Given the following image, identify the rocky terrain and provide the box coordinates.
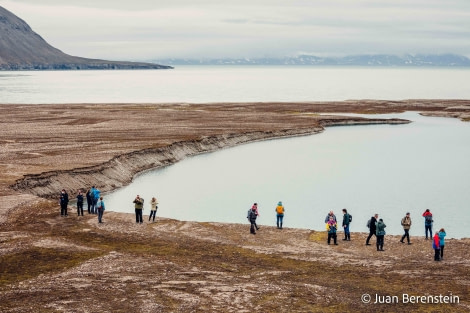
[0,6,171,70]
[1,100,469,312]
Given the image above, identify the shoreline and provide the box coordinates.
[12,117,409,199]
[1,100,469,221]
[1,100,470,312]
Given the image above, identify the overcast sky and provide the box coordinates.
[2,0,470,61]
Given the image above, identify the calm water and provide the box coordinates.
[1,66,470,103]
[2,66,469,237]
[104,112,470,238]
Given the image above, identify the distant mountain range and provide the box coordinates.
[154,54,470,67]
[0,6,171,70]
[2,4,468,70]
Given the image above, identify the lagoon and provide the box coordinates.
[104,112,470,238]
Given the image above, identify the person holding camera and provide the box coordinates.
[133,195,144,224]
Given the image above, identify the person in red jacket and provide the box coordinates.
[422,209,433,239]
[433,231,441,261]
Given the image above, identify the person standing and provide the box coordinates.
[89,186,96,214]
[92,186,101,215]
[324,210,336,223]
[59,189,69,217]
[438,228,446,260]
[247,205,259,234]
[422,209,433,239]
[376,218,386,251]
[433,231,441,261]
[86,188,92,214]
[326,216,338,245]
[251,203,260,231]
[134,195,144,224]
[149,197,158,222]
[400,212,412,244]
[96,196,105,223]
[76,189,84,216]
[275,201,284,229]
[342,208,351,241]
[366,214,378,246]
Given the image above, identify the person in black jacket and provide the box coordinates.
[247,205,259,234]
[76,189,84,216]
[365,213,378,245]
[342,208,351,241]
[59,189,69,217]
[86,189,92,214]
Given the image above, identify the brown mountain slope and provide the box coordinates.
[0,6,172,70]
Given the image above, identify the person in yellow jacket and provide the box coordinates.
[275,201,285,229]
[326,217,338,245]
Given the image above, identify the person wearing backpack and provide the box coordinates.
[247,205,259,234]
[275,201,284,229]
[376,218,386,251]
[342,208,351,241]
[326,216,338,245]
[400,212,412,244]
[422,209,433,239]
[365,214,378,246]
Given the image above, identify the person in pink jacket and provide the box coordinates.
[432,231,441,261]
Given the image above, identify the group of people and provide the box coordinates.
[59,189,160,225]
[59,187,106,223]
[62,191,447,260]
[133,195,159,224]
[246,201,286,235]
[247,202,446,261]
[324,209,352,245]
[364,209,446,260]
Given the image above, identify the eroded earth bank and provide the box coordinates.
[1,100,470,312]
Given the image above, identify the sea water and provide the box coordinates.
[1,66,470,103]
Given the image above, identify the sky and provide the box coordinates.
[2,0,470,61]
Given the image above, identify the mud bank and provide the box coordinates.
[1,101,470,312]
[11,118,408,199]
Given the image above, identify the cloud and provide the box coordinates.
[2,0,470,60]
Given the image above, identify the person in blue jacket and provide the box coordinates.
[91,186,101,215]
[438,228,446,260]
[96,196,105,223]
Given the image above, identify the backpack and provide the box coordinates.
[366,218,371,229]
[247,209,257,220]
[276,206,284,214]
[349,214,352,223]
[425,215,433,225]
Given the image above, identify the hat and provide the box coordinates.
[278,201,282,206]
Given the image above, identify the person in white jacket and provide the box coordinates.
[149,197,158,222]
